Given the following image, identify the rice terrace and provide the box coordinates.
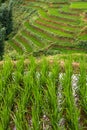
[0,0,87,130]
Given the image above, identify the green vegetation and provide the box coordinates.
[0,24,5,59]
[0,57,87,130]
[70,2,87,9]
[0,1,87,130]
[2,0,86,57]
[0,0,12,58]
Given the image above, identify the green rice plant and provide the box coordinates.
[8,40,24,54]
[0,55,87,130]
[61,58,80,130]
[70,2,87,9]
[39,9,80,26]
[13,85,29,130]
[37,18,78,34]
[24,22,53,42]
[16,35,33,52]
[48,8,80,22]
[21,29,43,47]
[39,57,50,87]
[34,21,73,38]
[0,59,13,110]
[0,58,13,86]
[78,58,87,114]
[32,82,42,130]
[46,76,60,129]
[50,58,60,84]
[39,59,61,129]
[0,84,16,130]
[13,56,37,130]
[13,57,24,86]
[12,58,26,130]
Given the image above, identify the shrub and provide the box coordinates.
[78,40,87,50]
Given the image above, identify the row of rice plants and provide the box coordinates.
[0,60,14,130]
[24,22,53,42]
[12,59,30,130]
[58,9,79,17]
[78,59,87,128]
[61,59,80,130]
[61,4,82,15]
[48,8,81,21]
[16,35,33,52]
[78,34,87,41]
[24,21,72,46]
[23,26,50,44]
[38,17,80,32]
[8,39,24,54]
[0,57,87,129]
[38,9,82,27]
[35,20,74,36]
[47,13,80,25]
[21,29,44,47]
[33,20,74,38]
[24,22,75,47]
[70,2,87,9]
[36,18,77,35]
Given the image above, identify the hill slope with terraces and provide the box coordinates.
[6,0,87,57]
[0,1,87,130]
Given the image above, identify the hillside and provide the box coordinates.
[0,1,87,130]
[3,0,87,59]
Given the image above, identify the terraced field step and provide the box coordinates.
[7,0,86,54]
[39,17,81,29]
[45,43,86,51]
[47,14,80,24]
[25,22,75,42]
[8,39,24,54]
[16,35,33,52]
[21,29,44,47]
[33,21,75,38]
[58,10,80,16]
[48,9,81,21]
[38,9,82,26]
[36,18,77,34]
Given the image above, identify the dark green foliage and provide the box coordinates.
[0,0,7,5]
[78,41,87,50]
[0,2,13,59]
[45,49,61,55]
[0,0,6,2]
[0,3,13,38]
[0,24,5,59]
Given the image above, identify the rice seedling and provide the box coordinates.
[78,57,87,128]
[0,58,13,114]
[61,57,80,130]
[79,57,87,112]
[12,58,26,130]
[32,82,42,130]
[46,78,60,129]
[0,56,87,129]
[0,84,16,130]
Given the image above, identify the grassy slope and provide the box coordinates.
[1,1,87,129]
[4,0,87,59]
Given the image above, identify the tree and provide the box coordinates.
[0,23,5,59]
[0,2,13,59]
[0,3,13,38]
